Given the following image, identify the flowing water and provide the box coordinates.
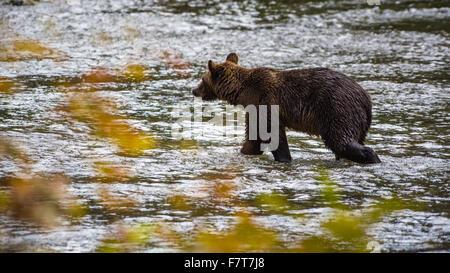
[0,0,449,252]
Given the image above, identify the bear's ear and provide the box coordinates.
[226,53,238,64]
[208,60,217,73]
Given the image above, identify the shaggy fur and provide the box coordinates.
[193,53,381,164]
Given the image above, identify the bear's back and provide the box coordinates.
[268,67,372,137]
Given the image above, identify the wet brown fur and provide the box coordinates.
[193,53,381,164]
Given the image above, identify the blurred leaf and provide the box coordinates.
[0,39,66,61]
[96,223,153,253]
[0,137,32,171]
[0,191,10,212]
[198,171,236,181]
[82,68,118,83]
[314,166,343,208]
[192,212,280,252]
[80,65,150,85]
[94,161,132,182]
[97,185,138,213]
[122,64,151,82]
[295,236,338,253]
[167,194,191,211]
[256,192,289,214]
[65,92,157,155]
[41,17,62,37]
[161,50,191,77]
[0,77,15,94]
[122,26,141,41]
[363,197,405,225]
[7,174,84,227]
[209,181,236,201]
[323,212,366,241]
[97,222,184,253]
[92,31,113,47]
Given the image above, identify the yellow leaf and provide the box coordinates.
[122,64,151,82]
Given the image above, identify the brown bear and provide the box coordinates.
[193,53,381,164]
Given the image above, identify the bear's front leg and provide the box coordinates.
[241,112,263,155]
[271,127,292,163]
[241,140,263,155]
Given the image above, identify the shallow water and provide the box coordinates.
[0,0,449,252]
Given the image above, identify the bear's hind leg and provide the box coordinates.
[339,142,381,164]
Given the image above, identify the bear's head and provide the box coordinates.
[193,53,240,102]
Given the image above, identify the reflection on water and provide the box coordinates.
[0,0,449,252]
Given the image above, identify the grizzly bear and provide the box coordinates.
[193,53,381,164]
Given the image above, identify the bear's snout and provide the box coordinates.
[192,88,199,97]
